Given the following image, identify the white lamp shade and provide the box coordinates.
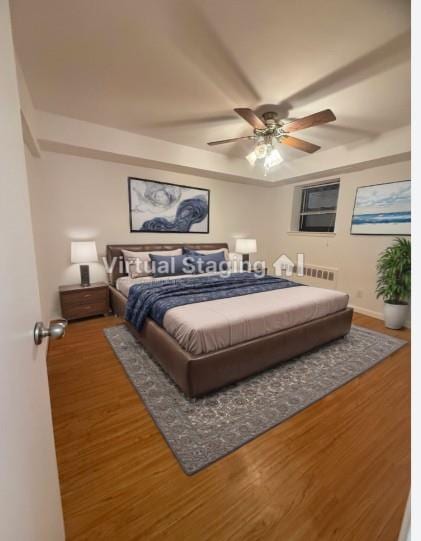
[235,238,257,254]
[71,241,98,263]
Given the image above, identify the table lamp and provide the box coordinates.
[71,241,98,287]
[235,238,257,270]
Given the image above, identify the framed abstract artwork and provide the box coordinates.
[350,180,411,235]
[128,177,210,233]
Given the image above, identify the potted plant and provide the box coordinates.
[376,237,411,329]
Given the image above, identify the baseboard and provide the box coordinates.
[349,304,383,320]
[350,304,411,329]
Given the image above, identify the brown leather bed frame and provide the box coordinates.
[106,243,353,398]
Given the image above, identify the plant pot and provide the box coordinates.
[383,302,408,330]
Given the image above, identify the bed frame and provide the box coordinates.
[106,243,353,398]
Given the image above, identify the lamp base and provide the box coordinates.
[79,264,90,287]
[242,253,250,272]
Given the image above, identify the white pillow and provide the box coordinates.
[122,249,182,278]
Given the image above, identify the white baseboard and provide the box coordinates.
[349,303,411,328]
[349,304,383,320]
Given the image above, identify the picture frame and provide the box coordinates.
[350,180,411,236]
[128,177,210,233]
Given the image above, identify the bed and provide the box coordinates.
[107,243,353,398]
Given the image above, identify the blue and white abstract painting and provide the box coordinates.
[128,178,209,233]
[351,180,411,235]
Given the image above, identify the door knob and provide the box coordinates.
[34,320,68,345]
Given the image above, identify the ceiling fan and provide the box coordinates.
[207,108,336,173]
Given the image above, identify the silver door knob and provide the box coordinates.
[34,320,68,345]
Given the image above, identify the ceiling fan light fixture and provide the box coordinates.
[264,147,283,175]
[246,137,283,173]
[254,141,268,159]
[246,150,257,166]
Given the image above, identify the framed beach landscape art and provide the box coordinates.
[351,180,411,235]
[128,177,210,233]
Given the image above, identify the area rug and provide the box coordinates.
[104,324,406,475]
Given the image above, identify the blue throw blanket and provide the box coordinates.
[126,272,302,330]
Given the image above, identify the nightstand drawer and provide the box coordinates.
[61,288,108,307]
[59,282,110,321]
[62,301,107,320]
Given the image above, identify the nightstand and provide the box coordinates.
[59,282,110,321]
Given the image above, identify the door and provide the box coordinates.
[0,2,65,540]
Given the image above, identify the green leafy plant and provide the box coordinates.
[376,237,411,304]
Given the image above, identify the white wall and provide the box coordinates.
[25,147,410,321]
[265,160,411,318]
[26,150,273,319]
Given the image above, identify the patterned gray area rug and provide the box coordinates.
[104,325,405,475]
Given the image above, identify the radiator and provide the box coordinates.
[292,264,338,289]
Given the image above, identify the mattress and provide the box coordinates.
[117,275,349,355]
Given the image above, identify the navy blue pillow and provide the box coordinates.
[149,253,196,277]
[183,248,226,256]
[187,250,228,273]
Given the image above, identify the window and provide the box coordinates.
[299,182,339,232]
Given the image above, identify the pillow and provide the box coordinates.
[122,248,182,278]
[183,247,229,259]
[188,250,229,273]
[149,253,196,277]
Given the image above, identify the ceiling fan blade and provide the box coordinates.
[282,109,336,133]
[234,108,266,129]
[207,136,253,146]
[279,135,321,153]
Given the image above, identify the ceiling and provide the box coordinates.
[11,0,410,164]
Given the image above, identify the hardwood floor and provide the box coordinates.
[47,314,410,541]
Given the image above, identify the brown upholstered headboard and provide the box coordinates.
[106,243,229,286]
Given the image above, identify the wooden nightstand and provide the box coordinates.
[59,282,110,321]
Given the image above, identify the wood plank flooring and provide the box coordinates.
[46,313,410,540]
